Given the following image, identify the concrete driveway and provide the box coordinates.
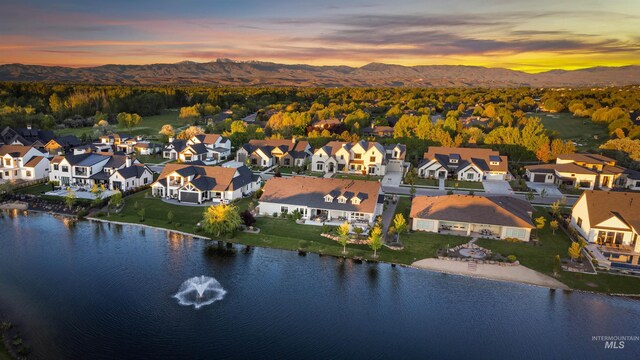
[482,180,513,194]
[526,182,563,197]
[383,171,403,187]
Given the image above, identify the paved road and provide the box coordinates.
[382,184,578,206]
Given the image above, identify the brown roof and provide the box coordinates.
[410,195,534,229]
[23,156,47,167]
[155,163,238,191]
[578,191,640,232]
[556,153,615,164]
[195,134,222,144]
[423,147,508,173]
[260,176,382,214]
[526,162,597,175]
[0,144,33,157]
[247,139,309,153]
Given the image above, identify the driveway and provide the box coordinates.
[382,171,403,187]
[482,180,512,194]
[526,182,563,197]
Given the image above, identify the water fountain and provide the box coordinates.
[173,276,227,309]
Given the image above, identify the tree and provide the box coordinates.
[550,200,560,219]
[90,183,105,207]
[550,220,559,235]
[337,221,350,254]
[159,124,175,138]
[393,213,408,242]
[202,204,242,238]
[116,112,142,131]
[176,125,205,140]
[525,191,535,202]
[535,216,546,238]
[553,255,561,276]
[167,210,174,224]
[368,225,383,258]
[65,187,76,210]
[568,242,581,262]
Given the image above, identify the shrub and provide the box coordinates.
[255,188,264,199]
[507,255,517,263]
[240,210,256,227]
[272,212,278,218]
[77,209,88,218]
[446,190,454,195]
[504,237,521,243]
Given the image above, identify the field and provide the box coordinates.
[56,109,183,138]
[531,112,608,151]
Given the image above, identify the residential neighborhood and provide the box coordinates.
[311,140,406,175]
[417,147,508,182]
[236,138,312,169]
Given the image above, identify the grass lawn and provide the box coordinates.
[558,187,583,196]
[476,209,640,294]
[14,182,51,195]
[135,153,165,164]
[413,178,484,190]
[509,180,531,192]
[531,112,608,151]
[334,173,383,181]
[307,172,325,177]
[56,109,183,139]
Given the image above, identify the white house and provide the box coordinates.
[0,145,50,182]
[151,164,260,204]
[258,176,384,226]
[416,147,508,182]
[49,153,148,191]
[410,195,535,242]
[187,134,231,162]
[163,134,231,164]
[312,140,404,176]
[570,190,640,268]
[236,139,312,169]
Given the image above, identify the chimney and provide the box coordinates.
[27,124,32,130]
[168,136,174,143]
[125,156,132,168]
[291,136,296,144]
[371,122,375,129]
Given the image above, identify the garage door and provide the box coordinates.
[532,173,546,182]
[180,191,200,203]
[237,152,247,162]
[387,160,402,172]
[484,173,504,180]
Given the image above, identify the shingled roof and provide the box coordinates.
[420,147,508,173]
[410,195,534,228]
[578,191,640,232]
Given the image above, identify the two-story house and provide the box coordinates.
[416,147,508,182]
[0,145,50,182]
[570,190,640,269]
[236,139,312,169]
[312,140,403,176]
[0,126,55,149]
[151,164,260,204]
[163,134,231,163]
[43,135,81,155]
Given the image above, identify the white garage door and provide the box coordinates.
[387,160,402,172]
[484,173,504,180]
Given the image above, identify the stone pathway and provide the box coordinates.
[439,178,445,191]
[323,171,334,178]
[381,198,399,242]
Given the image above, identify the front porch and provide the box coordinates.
[437,221,503,239]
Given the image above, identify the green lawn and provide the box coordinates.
[476,209,640,294]
[531,112,608,151]
[14,183,51,195]
[334,173,383,181]
[56,109,183,138]
[134,153,165,164]
[413,178,484,190]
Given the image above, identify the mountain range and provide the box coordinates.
[1,60,639,87]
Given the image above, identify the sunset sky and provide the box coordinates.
[1,0,639,72]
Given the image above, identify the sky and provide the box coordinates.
[0,0,639,72]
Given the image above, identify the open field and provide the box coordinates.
[477,209,640,294]
[531,112,608,151]
[56,109,183,138]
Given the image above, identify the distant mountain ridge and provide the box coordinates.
[1,60,639,87]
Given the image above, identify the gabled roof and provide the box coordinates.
[260,176,382,214]
[556,153,615,164]
[23,156,48,167]
[410,195,534,229]
[577,191,640,233]
[48,135,81,148]
[164,139,187,152]
[422,147,508,173]
[526,162,597,175]
[182,143,208,155]
[193,134,222,144]
[0,144,35,157]
[113,164,149,179]
[154,164,251,192]
[243,139,310,158]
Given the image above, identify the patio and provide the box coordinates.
[45,187,115,199]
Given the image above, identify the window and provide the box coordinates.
[26,171,31,177]
[466,173,475,180]
[428,170,435,178]
[340,155,344,160]
[370,156,376,162]
[351,198,361,205]
[144,177,148,184]
[415,219,434,230]
[354,153,361,159]
[53,164,59,171]
[505,228,526,239]
[61,166,69,172]
[280,206,289,214]
[338,196,347,203]
[3,159,10,166]
[352,212,366,220]
[319,154,323,158]
[317,163,324,171]
[577,217,582,227]
[393,151,399,158]
[324,195,333,202]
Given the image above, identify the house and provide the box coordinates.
[43,135,81,155]
[361,124,394,137]
[151,164,260,204]
[71,143,113,155]
[163,134,231,163]
[410,195,535,241]
[258,176,384,226]
[525,153,630,190]
[310,118,342,131]
[311,140,405,175]
[416,147,508,181]
[99,133,132,147]
[133,142,162,155]
[0,126,55,148]
[236,139,312,169]
[570,191,640,269]
[623,169,640,191]
[0,145,50,182]
[49,153,150,191]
